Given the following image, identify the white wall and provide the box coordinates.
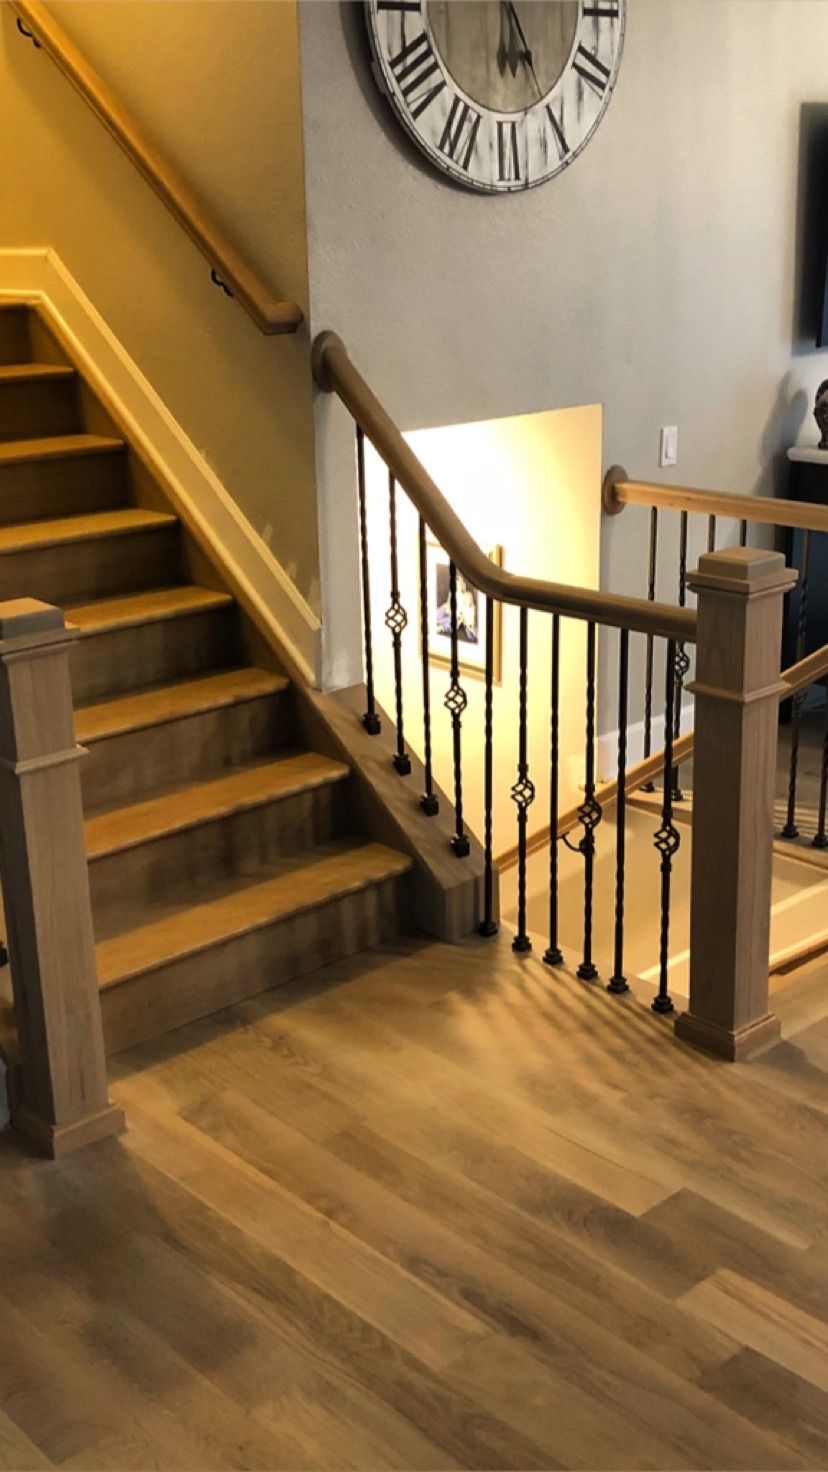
[299,0,828,719]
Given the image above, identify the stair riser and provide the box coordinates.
[89,781,351,919]
[0,309,32,365]
[0,377,79,440]
[81,691,295,807]
[0,526,180,604]
[101,873,409,1054]
[0,452,127,524]
[71,605,240,702]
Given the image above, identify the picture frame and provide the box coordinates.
[423,542,503,683]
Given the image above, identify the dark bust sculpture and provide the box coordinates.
[816,378,828,450]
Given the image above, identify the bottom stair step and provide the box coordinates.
[97,843,412,1053]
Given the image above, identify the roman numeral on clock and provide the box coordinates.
[377,1,422,10]
[497,120,521,182]
[439,96,482,172]
[388,30,446,120]
[582,2,620,15]
[545,105,569,161]
[572,44,611,96]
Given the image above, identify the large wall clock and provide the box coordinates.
[365,1,626,194]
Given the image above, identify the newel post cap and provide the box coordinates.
[687,547,797,598]
[0,598,65,642]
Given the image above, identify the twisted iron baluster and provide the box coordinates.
[577,621,602,981]
[814,697,828,851]
[782,529,812,840]
[385,472,411,775]
[355,428,381,735]
[707,515,717,554]
[511,606,535,953]
[739,519,748,547]
[417,516,439,815]
[642,508,659,793]
[479,595,498,935]
[445,562,470,857]
[652,641,679,1015]
[544,613,564,968]
[671,510,690,802]
[608,629,631,995]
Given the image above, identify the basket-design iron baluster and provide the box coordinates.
[511,606,535,953]
[782,529,811,840]
[385,471,411,776]
[576,621,602,981]
[543,613,564,967]
[479,594,498,934]
[608,628,630,995]
[814,701,828,851]
[671,509,690,802]
[355,427,381,735]
[444,561,470,857]
[417,515,439,815]
[642,507,659,793]
[652,640,680,1015]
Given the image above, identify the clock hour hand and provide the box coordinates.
[504,1,544,101]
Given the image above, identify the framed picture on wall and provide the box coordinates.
[423,542,503,683]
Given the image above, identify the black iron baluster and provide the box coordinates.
[782,530,812,840]
[511,607,535,952]
[385,471,411,775]
[577,621,602,981]
[479,594,498,935]
[671,510,690,802]
[642,508,659,793]
[544,614,564,968]
[739,519,748,547]
[652,641,680,1015]
[355,427,381,735]
[417,515,439,816]
[707,515,717,553]
[814,698,828,851]
[608,629,631,995]
[445,562,470,857]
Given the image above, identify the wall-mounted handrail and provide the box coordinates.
[498,639,828,871]
[603,466,828,533]
[313,333,695,643]
[8,0,303,336]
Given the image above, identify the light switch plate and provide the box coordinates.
[660,425,679,467]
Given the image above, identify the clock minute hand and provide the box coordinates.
[505,1,544,101]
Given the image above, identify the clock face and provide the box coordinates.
[365,0,626,194]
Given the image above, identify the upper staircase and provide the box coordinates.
[0,302,411,1055]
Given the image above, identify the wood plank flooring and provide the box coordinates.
[1,932,827,1470]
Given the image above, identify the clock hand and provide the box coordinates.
[505,1,544,101]
[498,0,521,77]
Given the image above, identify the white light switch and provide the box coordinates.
[660,425,679,467]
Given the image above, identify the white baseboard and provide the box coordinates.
[0,248,321,686]
[597,701,695,784]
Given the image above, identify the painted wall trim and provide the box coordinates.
[597,702,695,785]
[0,247,321,686]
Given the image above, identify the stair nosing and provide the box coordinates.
[0,508,177,556]
[0,363,76,383]
[86,753,350,860]
[76,668,290,744]
[96,844,412,989]
[0,433,124,465]
[67,586,235,639]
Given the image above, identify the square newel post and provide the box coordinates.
[676,548,796,1062]
[0,599,124,1156]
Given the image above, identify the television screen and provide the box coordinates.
[796,104,828,349]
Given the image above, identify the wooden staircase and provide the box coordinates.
[0,304,412,1054]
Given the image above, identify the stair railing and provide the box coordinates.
[7,0,302,336]
[313,330,794,1061]
[604,467,828,851]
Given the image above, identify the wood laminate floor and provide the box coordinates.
[1,933,828,1470]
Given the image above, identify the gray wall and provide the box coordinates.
[299,0,828,720]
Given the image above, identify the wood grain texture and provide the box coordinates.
[1,928,825,1467]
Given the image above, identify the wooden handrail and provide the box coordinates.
[313,333,696,643]
[9,0,303,336]
[603,465,828,533]
[498,640,828,871]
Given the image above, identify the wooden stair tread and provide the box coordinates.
[0,432,123,464]
[86,752,350,859]
[0,507,175,554]
[76,667,289,743]
[0,363,75,382]
[96,842,412,987]
[67,585,233,637]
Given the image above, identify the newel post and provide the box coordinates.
[676,548,796,1061]
[0,599,124,1156]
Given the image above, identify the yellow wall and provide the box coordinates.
[365,405,603,856]
[0,1,319,609]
